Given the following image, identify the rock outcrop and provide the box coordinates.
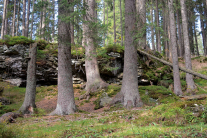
[0,44,171,87]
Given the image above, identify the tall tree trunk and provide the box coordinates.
[155,0,161,53]
[193,21,199,56]
[1,0,7,39]
[50,0,76,115]
[52,0,55,42]
[103,0,105,46]
[82,0,86,48]
[111,0,143,108]
[26,0,31,37]
[12,0,16,37]
[176,7,184,58]
[200,16,206,56]
[150,0,155,51]
[71,0,75,45]
[16,0,20,36]
[169,0,182,96]
[136,0,146,49]
[120,0,123,46]
[41,0,46,39]
[4,0,8,36]
[180,0,196,92]
[22,0,26,36]
[39,11,43,36]
[113,0,116,44]
[30,0,35,39]
[106,2,108,45]
[188,10,194,56]
[19,43,37,114]
[84,0,108,94]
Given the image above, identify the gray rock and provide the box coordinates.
[4,78,22,86]
[100,92,112,107]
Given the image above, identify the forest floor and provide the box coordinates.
[1,57,207,137]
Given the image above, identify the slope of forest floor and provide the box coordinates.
[1,57,207,137]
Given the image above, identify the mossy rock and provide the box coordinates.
[36,39,49,50]
[0,36,34,46]
[139,85,179,105]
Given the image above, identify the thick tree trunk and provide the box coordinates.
[50,0,76,115]
[19,43,37,114]
[12,0,16,37]
[22,0,26,36]
[180,0,196,92]
[111,0,143,108]
[136,0,146,49]
[150,1,155,51]
[168,0,182,96]
[26,0,31,37]
[16,0,20,36]
[113,0,116,44]
[1,0,7,39]
[155,0,161,53]
[30,0,35,39]
[83,0,108,95]
[120,0,123,46]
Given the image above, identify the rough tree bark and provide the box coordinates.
[50,0,76,115]
[168,0,182,96]
[12,0,16,37]
[80,0,108,99]
[26,0,31,37]
[19,43,37,114]
[111,0,143,108]
[180,0,196,92]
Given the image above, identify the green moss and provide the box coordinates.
[139,85,179,105]
[0,35,34,46]
[104,44,124,53]
[36,39,48,50]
